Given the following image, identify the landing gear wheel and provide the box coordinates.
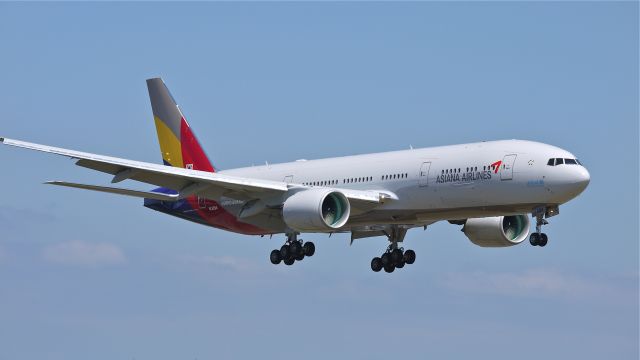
[290,241,302,257]
[283,257,295,266]
[381,253,392,267]
[295,252,305,261]
[395,260,405,269]
[270,249,282,265]
[391,249,404,264]
[404,249,416,264]
[280,244,291,258]
[529,233,539,246]
[539,233,548,247]
[371,257,383,272]
[383,264,395,273]
[303,242,315,257]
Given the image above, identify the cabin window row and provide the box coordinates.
[302,177,373,187]
[381,173,408,181]
[343,176,373,184]
[442,164,502,175]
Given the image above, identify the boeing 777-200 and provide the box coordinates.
[1,78,590,273]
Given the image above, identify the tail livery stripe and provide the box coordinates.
[154,116,183,167]
[146,78,215,172]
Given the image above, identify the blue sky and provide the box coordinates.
[0,2,637,359]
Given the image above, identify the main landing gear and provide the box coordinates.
[270,233,315,266]
[529,206,557,247]
[370,225,415,273]
[371,245,416,273]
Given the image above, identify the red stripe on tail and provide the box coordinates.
[180,117,215,172]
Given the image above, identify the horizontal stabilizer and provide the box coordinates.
[45,181,179,201]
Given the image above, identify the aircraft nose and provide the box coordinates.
[573,166,590,193]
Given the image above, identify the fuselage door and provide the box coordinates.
[501,154,517,180]
[419,162,431,187]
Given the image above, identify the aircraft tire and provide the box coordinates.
[381,253,392,267]
[391,249,403,264]
[303,242,315,257]
[270,249,282,265]
[280,244,291,258]
[290,241,302,257]
[404,250,416,264]
[539,233,548,247]
[529,233,539,246]
[371,257,383,272]
[383,264,395,273]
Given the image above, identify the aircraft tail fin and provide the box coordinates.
[146,78,215,172]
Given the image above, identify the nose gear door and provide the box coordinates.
[501,154,517,180]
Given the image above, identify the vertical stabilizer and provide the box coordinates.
[146,78,215,172]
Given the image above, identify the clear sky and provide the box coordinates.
[0,2,637,359]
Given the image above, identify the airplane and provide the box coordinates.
[1,78,590,273]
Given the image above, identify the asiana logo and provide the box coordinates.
[435,160,502,184]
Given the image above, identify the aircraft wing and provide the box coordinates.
[1,138,386,206]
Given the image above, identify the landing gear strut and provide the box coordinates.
[270,233,315,266]
[371,226,415,273]
[529,206,557,247]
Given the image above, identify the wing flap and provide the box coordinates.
[46,181,179,201]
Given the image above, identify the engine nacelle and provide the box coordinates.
[282,189,350,232]
[462,215,530,247]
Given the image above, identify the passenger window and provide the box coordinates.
[555,158,564,165]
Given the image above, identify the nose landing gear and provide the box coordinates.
[529,206,557,247]
[270,233,315,265]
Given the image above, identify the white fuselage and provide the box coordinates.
[220,140,590,232]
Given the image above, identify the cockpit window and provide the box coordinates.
[565,158,577,165]
[575,159,582,165]
[555,158,564,165]
[547,158,555,166]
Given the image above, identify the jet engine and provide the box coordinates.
[462,215,530,247]
[282,189,350,232]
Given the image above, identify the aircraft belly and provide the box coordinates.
[346,203,543,226]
